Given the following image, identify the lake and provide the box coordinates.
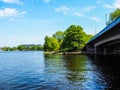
[0,51,120,90]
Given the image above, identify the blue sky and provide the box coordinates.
[0,0,120,47]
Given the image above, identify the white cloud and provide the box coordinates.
[114,0,120,8]
[0,0,22,4]
[55,6,95,17]
[0,8,26,17]
[74,12,84,17]
[55,6,84,17]
[90,16,101,23]
[104,0,120,9]
[55,6,70,14]
[103,4,113,9]
[84,6,96,12]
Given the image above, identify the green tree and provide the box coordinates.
[1,47,13,51]
[62,25,86,51]
[84,34,93,44]
[109,8,120,23]
[44,36,60,51]
[13,47,17,51]
[17,45,25,51]
[52,31,64,43]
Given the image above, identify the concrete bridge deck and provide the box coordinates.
[82,17,120,54]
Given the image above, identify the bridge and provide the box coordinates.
[82,17,120,54]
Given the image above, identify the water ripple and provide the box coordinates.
[0,51,120,89]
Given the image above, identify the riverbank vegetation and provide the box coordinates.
[1,44,43,51]
[44,25,93,52]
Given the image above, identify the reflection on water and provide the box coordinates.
[0,51,120,89]
[88,54,120,89]
[63,55,87,82]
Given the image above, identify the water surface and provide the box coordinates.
[0,51,120,90]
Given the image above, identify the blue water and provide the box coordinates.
[0,51,120,90]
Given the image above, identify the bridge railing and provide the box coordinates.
[88,16,120,44]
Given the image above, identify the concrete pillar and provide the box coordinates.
[104,48,106,55]
[113,47,116,54]
[94,47,97,54]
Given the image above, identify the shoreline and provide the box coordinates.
[44,51,85,55]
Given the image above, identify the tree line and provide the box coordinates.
[1,44,43,51]
[44,25,93,52]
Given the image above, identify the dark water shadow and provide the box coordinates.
[87,54,120,89]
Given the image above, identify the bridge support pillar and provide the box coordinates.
[94,47,97,54]
[104,48,106,55]
[113,48,116,54]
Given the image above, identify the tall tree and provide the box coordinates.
[62,25,86,51]
[52,31,64,44]
[44,36,60,51]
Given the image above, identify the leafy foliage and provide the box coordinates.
[109,9,120,23]
[43,25,93,52]
[1,47,13,51]
[52,31,64,43]
[44,36,60,51]
[62,25,87,51]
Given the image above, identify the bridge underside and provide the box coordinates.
[85,39,120,54]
